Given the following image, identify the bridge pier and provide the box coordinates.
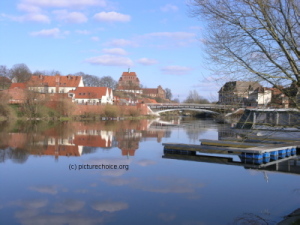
[236,109,300,129]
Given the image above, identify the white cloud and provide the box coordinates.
[137,58,158,65]
[26,13,51,23]
[106,38,136,47]
[76,29,90,35]
[85,55,133,67]
[102,48,127,55]
[91,201,128,212]
[30,28,68,38]
[91,36,100,41]
[29,185,58,195]
[51,199,85,213]
[145,32,196,39]
[53,10,87,23]
[17,3,41,13]
[136,159,157,166]
[162,65,192,75]
[160,4,178,12]
[93,11,131,23]
[12,199,48,209]
[20,0,106,8]
[2,13,50,23]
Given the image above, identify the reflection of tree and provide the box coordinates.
[233,213,275,225]
[81,146,98,155]
[165,130,171,138]
[0,147,29,164]
[186,129,205,142]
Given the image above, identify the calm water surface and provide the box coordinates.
[0,118,299,225]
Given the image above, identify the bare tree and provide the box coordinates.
[184,90,210,104]
[79,73,101,87]
[10,63,32,83]
[189,0,300,108]
[99,76,117,89]
[32,70,61,76]
[21,90,45,118]
[165,88,173,100]
[0,65,11,78]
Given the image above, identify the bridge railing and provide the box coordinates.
[146,103,235,109]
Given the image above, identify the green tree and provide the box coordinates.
[189,0,300,108]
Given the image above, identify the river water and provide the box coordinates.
[0,118,299,225]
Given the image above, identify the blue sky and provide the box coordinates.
[0,0,221,101]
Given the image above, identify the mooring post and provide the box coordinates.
[253,112,256,129]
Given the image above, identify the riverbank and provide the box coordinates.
[0,103,155,122]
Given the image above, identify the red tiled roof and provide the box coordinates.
[122,72,137,77]
[31,145,80,157]
[69,87,111,99]
[9,83,26,89]
[270,88,284,95]
[0,76,11,83]
[73,135,111,148]
[28,75,82,87]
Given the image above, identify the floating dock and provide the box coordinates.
[162,139,300,165]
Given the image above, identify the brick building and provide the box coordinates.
[116,71,142,94]
[116,71,166,99]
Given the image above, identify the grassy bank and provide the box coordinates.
[0,104,156,122]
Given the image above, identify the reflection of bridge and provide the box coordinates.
[147,103,234,115]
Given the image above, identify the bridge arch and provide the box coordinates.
[154,108,219,115]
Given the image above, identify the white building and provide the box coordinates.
[27,74,84,93]
[68,87,113,105]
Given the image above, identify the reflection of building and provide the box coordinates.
[116,130,141,156]
[142,130,166,143]
[1,120,170,160]
[74,133,112,148]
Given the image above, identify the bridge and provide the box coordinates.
[146,103,235,116]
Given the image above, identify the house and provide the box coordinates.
[3,83,27,104]
[27,74,84,93]
[270,87,290,108]
[218,81,262,106]
[142,85,166,99]
[68,87,113,105]
[248,87,272,107]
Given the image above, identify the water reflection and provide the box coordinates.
[0,119,171,162]
[0,118,299,225]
